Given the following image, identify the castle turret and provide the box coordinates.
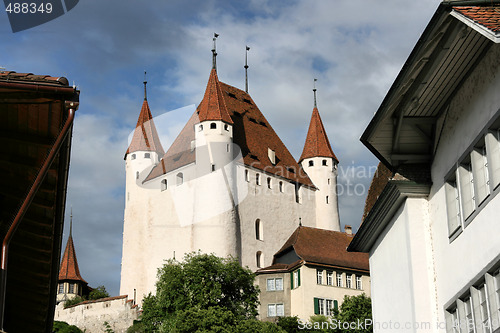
[299,89,340,231]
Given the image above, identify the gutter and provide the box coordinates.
[0,101,78,331]
[0,81,76,95]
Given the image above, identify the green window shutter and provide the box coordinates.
[290,272,294,289]
[298,269,301,287]
[314,298,319,315]
[334,300,338,311]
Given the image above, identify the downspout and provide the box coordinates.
[0,101,78,330]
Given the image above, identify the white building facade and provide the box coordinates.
[349,2,500,333]
[120,67,341,305]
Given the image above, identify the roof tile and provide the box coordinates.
[299,107,338,163]
[453,6,500,32]
[58,235,87,283]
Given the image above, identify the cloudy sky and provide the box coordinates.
[2,0,441,296]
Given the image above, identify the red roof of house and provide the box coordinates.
[144,71,315,187]
[299,107,338,163]
[362,163,393,222]
[453,6,500,32]
[58,234,87,283]
[273,226,369,272]
[197,68,233,124]
[125,98,165,158]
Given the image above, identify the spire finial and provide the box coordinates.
[143,71,147,100]
[313,78,318,108]
[69,206,73,237]
[245,46,250,93]
[212,33,219,70]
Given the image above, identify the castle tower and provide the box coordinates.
[299,89,340,231]
[57,212,89,304]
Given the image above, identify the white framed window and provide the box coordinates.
[464,296,476,333]
[346,274,353,288]
[268,303,284,317]
[69,283,75,294]
[318,298,325,315]
[478,284,492,332]
[58,283,64,294]
[485,130,500,190]
[356,275,362,290]
[161,179,168,191]
[336,273,343,287]
[268,304,276,317]
[293,270,300,288]
[326,299,334,316]
[317,270,323,285]
[445,179,462,237]
[267,278,283,291]
[458,160,475,221]
[471,143,490,206]
[275,277,283,291]
[327,271,334,286]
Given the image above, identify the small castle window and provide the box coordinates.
[177,173,183,186]
[131,154,136,160]
[322,159,327,166]
[328,178,331,185]
[256,173,261,186]
[210,122,217,129]
[268,148,276,165]
[309,160,314,167]
[144,153,150,159]
[224,124,229,131]
[267,177,272,189]
[58,283,64,294]
[136,171,139,180]
[255,219,263,240]
[245,170,249,182]
[211,164,216,172]
[69,283,75,294]
[279,181,284,193]
[161,179,168,191]
[227,144,230,153]
[199,124,203,131]
[326,196,329,204]
[256,251,263,268]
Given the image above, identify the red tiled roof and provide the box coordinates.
[197,68,233,124]
[362,163,393,222]
[453,6,500,32]
[0,71,69,86]
[145,71,314,187]
[274,226,369,272]
[299,107,338,163]
[125,98,165,158]
[58,234,87,283]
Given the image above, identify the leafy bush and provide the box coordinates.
[52,321,83,333]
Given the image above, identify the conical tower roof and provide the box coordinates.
[196,68,233,124]
[58,220,87,283]
[125,84,165,158]
[299,107,338,163]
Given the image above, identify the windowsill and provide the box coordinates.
[316,283,363,291]
[265,290,284,292]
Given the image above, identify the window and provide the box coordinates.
[322,159,327,166]
[295,183,301,204]
[224,124,229,131]
[69,283,75,294]
[326,300,334,316]
[445,178,462,237]
[309,160,314,167]
[211,164,215,172]
[279,181,284,193]
[314,298,337,316]
[317,270,323,285]
[328,178,331,185]
[245,170,249,182]
[255,219,263,240]
[268,304,284,317]
[58,283,64,294]
[478,284,491,332]
[268,148,276,164]
[336,273,343,287]
[256,251,263,268]
[131,154,136,160]
[210,122,217,129]
[464,296,475,333]
[226,144,230,152]
[144,152,150,159]
[327,271,334,286]
[326,196,329,204]
[495,271,500,315]
[176,173,183,186]
[267,278,283,291]
[136,171,139,179]
[267,177,271,189]
[471,143,490,205]
[161,179,168,191]
[198,124,203,131]
[256,173,261,185]
[458,160,475,220]
[446,307,460,333]
[346,274,352,288]
[485,130,500,189]
[356,275,362,290]
[291,270,301,289]
[318,298,325,315]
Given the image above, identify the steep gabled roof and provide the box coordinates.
[272,226,369,272]
[197,68,233,124]
[453,6,500,33]
[299,107,338,163]
[125,98,165,158]
[144,72,314,187]
[58,233,87,284]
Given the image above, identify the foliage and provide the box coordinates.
[52,321,83,333]
[276,316,302,333]
[89,285,110,300]
[331,294,373,333]
[141,252,261,332]
[103,321,114,333]
[126,321,146,333]
[64,296,85,308]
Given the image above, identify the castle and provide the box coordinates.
[120,59,342,305]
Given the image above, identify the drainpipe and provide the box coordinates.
[0,101,77,330]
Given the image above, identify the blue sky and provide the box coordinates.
[1,0,440,296]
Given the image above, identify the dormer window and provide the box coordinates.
[268,148,276,165]
[144,153,150,159]
[210,122,217,129]
[309,160,314,167]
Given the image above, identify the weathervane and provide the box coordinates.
[245,46,250,93]
[212,33,219,70]
[143,71,147,100]
[313,78,318,108]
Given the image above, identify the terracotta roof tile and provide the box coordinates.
[453,6,500,33]
[197,68,233,124]
[0,71,69,86]
[299,107,338,163]
[273,226,369,272]
[58,235,87,283]
[362,163,393,222]
[125,98,165,157]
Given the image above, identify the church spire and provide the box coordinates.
[125,77,165,158]
[299,82,338,163]
[58,212,87,283]
[197,67,233,124]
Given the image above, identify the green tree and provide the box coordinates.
[52,321,83,333]
[64,296,85,308]
[140,252,262,331]
[89,285,110,300]
[332,294,372,333]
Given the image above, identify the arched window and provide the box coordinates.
[256,173,261,185]
[309,160,314,167]
[326,196,329,204]
[177,173,184,186]
[267,177,272,189]
[322,159,327,166]
[245,170,250,182]
[256,251,264,268]
[144,153,150,158]
[210,122,217,129]
[131,154,136,160]
[136,171,139,179]
[255,219,263,240]
[161,179,168,191]
[279,181,284,193]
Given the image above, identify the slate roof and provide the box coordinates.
[125,97,165,158]
[271,226,369,272]
[144,70,315,187]
[299,107,338,163]
[453,6,500,32]
[58,234,87,284]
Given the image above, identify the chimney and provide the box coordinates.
[344,225,352,235]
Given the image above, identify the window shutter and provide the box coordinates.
[290,272,294,290]
[298,269,301,287]
[471,148,489,205]
[485,131,500,190]
[334,300,338,311]
[445,182,461,236]
[458,164,475,220]
[314,298,319,315]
